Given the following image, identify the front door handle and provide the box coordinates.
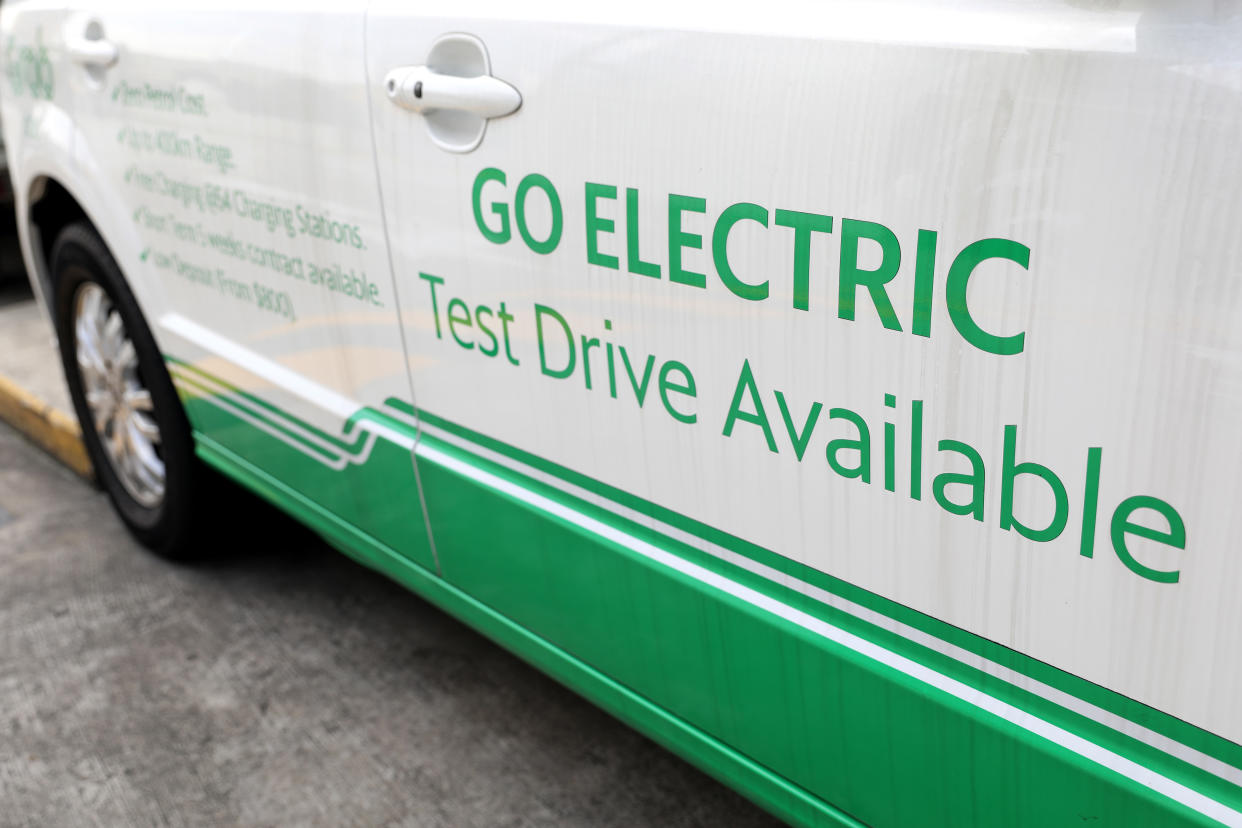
[64,15,118,69]
[383,33,519,153]
[385,66,520,120]
[66,37,118,68]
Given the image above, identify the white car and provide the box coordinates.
[3,2,1241,825]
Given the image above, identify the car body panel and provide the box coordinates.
[56,0,435,569]
[3,0,1242,824]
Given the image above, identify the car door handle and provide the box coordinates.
[65,34,118,68]
[384,65,520,119]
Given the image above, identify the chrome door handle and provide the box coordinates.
[385,66,520,119]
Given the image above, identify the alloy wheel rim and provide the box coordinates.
[73,282,165,508]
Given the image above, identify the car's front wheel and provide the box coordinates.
[52,221,206,559]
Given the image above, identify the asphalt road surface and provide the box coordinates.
[0,421,782,827]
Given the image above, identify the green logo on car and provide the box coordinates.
[5,28,54,100]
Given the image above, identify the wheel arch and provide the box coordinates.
[27,175,93,312]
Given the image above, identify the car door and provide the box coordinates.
[366,3,1242,826]
[62,1,434,569]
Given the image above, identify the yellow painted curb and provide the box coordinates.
[0,372,93,480]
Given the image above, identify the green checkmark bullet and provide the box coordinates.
[139,248,150,262]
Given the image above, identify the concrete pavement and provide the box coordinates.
[0,269,782,826]
[0,370,780,826]
[0,279,90,477]
[0,279,71,415]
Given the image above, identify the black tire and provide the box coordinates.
[52,221,206,559]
